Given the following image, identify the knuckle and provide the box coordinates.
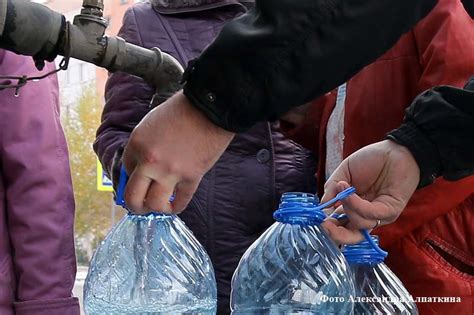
[167,160,182,175]
[142,151,160,164]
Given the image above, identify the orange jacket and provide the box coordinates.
[285,0,474,313]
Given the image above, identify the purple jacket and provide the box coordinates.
[0,51,79,314]
[94,1,316,313]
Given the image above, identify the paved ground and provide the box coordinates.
[73,266,88,315]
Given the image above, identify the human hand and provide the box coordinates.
[122,91,234,214]
[320,140,420,244]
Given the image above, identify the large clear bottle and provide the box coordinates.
[83,168,217,314]
[342,235,418,314]
[84,213,217,314]
[231,192,355,314]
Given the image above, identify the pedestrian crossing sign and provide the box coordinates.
[97,159,113,192]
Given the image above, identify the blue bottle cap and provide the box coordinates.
[273,192,325,225]
[274,188,356,226]
[342,233,388,265]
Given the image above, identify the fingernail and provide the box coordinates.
[337,181,350,192]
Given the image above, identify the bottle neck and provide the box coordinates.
[273,192,325,226]
[126,212,172,220]
[280,192,319,204]
[342,235,386,265]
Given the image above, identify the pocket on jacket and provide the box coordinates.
[424,235,474,279]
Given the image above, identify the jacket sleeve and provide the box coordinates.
[387,0,474,187]
[413,0,474,91]
[93,7,155,186]
[0,51,79,315]
[387,77,474,186]
[183,0,438,132]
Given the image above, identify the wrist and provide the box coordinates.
[175,92,235,156]
[386,122,440,188]
[177,91,234,134]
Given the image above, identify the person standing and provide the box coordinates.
[283,0,474,313]
[0,50,79,315]
[94,1,316,313]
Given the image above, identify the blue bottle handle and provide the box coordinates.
[325,187,388,258]
[314,186,356,212]
[115,165,128,207]
[361,229,388,258]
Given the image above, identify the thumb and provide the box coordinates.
[321,160,351,204]
[321,179,339,204]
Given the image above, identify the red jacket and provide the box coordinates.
[286,0,474,313]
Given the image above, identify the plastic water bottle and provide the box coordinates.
[83,168,217,314]
[231,192,355,314]
[342,235,418,314]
